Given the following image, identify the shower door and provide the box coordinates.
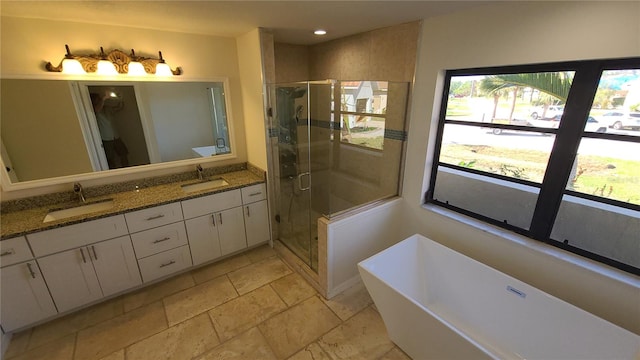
[271,81,333,271]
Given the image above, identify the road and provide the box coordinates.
[442,124,639,161]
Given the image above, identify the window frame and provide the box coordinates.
[426,57,640,275]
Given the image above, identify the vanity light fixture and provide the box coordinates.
[127,49,147,76]
[154,51,173,77]
[96,47,118,75]
[314,29,327,35]
[60,45,86,74]
[46,45,182,76]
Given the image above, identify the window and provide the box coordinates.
[337,81,388,150]
[428,59,640,275]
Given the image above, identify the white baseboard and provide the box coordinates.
[327,274,362,299]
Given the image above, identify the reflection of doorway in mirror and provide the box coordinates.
[84,85,152,170]
[208,84,231,155]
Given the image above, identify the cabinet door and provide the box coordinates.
[218,207,247,256]
[244,200,270,247]
[38,248,102,313]
[185,214,222,266]
[90,236,142,297]
[1,261,57,332]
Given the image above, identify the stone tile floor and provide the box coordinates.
[4,245,411,360]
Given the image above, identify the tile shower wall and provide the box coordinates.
[311,21,420,82]
[275,21,421,84]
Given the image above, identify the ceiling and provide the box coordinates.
[0,1,489,45]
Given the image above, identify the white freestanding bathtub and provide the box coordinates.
[358,234,640,359]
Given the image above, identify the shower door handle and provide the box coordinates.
[297,172,310,191]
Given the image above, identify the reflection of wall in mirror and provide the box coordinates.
[139,82,218,162]
[0,79,93,181]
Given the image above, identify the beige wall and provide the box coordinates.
[0,16,249,199]
[237,28,268,171]
[404,1,640,333]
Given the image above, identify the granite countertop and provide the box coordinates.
[1,169,264,240]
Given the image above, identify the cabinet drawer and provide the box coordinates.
[1,236,33,267]
[138,245,192,283]
[28,215,128,257]
[130,222,188,259]
[241,183,266,204]
[125,202,183,233]
[181,189,242,219]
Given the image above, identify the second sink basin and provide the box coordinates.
[181,178,229,193]
[43,199,115,223]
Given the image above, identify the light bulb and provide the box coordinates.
[97,60,118,75]
[155,62,173,76]
[128,61,146,76]
[61,59,86,74]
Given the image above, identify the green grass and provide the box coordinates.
[442,144,639,205]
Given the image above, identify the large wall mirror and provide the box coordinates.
[1,78,235,189]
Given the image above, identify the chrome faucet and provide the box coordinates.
[196,164,204,181]
[73,182,86,204]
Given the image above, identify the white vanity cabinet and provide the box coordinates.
[1,181,269,331]
[28,215,141,313]
[1,237,57,332]
[183,190,247,266]
[241,184,270,247]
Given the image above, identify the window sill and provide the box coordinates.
[422,203,640,288]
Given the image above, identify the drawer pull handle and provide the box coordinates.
[160,260,176,268]
[0,249,15,256]
[212,214,216,226]
[91,245,98,260]
[219,213,223,224]
[153,237,172,244]
[249,192,262,196]
[246,206,250,217]
[80,248,87,263]
[26,262,37,279]
[146,214,165,221]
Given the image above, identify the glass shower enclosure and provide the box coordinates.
[266,80,409,272]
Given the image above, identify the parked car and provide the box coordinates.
[598,111,626,129]
[584,116,607,133]
[627,112,640,130]
[530,105,564,119]
[597,111,640,130]
[490,115,605,134]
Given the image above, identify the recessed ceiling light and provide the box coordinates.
[314,29,327,36]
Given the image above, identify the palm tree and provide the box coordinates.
[482,72,573,101]
[480,72,574,120]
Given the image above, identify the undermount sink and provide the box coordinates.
[181,178,229,193]
[43,199,115,223]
